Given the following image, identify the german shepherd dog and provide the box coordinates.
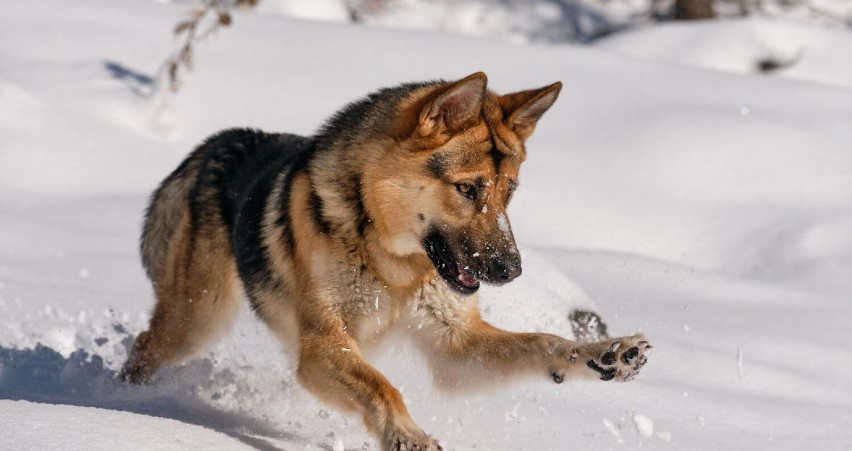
[121,72,651,450]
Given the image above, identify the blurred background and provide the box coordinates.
[251,0,852,41]
[1,1,851,450]
[164,0,852,89]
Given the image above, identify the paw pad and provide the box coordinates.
[587,337,652,382]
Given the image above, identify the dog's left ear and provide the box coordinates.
[500,82,562,141]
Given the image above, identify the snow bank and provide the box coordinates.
[597,17,852,89]
[1,0,851,449]
[0,400,254,451]
[253,0,852,45]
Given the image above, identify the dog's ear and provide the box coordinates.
[418,72,487,136]
[500,82,562,141]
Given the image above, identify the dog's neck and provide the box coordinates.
[362,234,436,295]
[306,148,437,299]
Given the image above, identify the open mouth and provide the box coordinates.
[423,232,480,295]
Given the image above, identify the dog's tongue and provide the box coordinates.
[457,266,479,288]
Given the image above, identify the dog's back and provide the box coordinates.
[140,129,310,277]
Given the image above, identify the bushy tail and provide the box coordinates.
[139,150,204,280]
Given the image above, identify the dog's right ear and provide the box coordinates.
[418,72,487,137]
[501,81,562,142]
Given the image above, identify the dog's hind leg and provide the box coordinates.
[120,222,241,384]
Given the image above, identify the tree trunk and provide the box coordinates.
[674,0,714,20]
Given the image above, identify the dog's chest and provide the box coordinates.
[351,287,394,343]
[408,279,476,328]
[327,258,473,345]
[330,269,399,344]
[341,275,470,345]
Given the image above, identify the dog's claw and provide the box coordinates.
[387,430,441,451]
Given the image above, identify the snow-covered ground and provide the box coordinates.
[596,17,852,89]
[1,0,851,449]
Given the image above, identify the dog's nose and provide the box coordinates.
[490,259,522,283]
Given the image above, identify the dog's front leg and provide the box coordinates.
[297,321,443,451]
[414,308,651,388]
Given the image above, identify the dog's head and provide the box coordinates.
[367,72,561,294]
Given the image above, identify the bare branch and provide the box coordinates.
[163,0,257,93]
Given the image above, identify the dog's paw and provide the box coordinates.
[584,334,652,382]
[386,429,443,451]
[118,359,152,384]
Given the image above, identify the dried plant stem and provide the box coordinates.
[166,0,251,92]
[161,0,403,93]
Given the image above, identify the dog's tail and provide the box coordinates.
[139,148,205,281]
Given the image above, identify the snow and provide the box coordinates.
[332,435,345,451]
[602,417,624,444]
[631,413,654,437]
[596,18,852,89]
[737,346,744,379]
[262,0,852,45]
[255,0,350,23]
[0,400,254,451]
[496,213,511,238]
[2,0,852,449]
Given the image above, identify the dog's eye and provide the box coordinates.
[455,183,476,200]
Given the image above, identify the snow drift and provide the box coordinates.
[1,0,851,449]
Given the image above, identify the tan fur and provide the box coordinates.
[122,73,652,451]
[124,213,242,382]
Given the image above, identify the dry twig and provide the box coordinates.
[166,0,259,92]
